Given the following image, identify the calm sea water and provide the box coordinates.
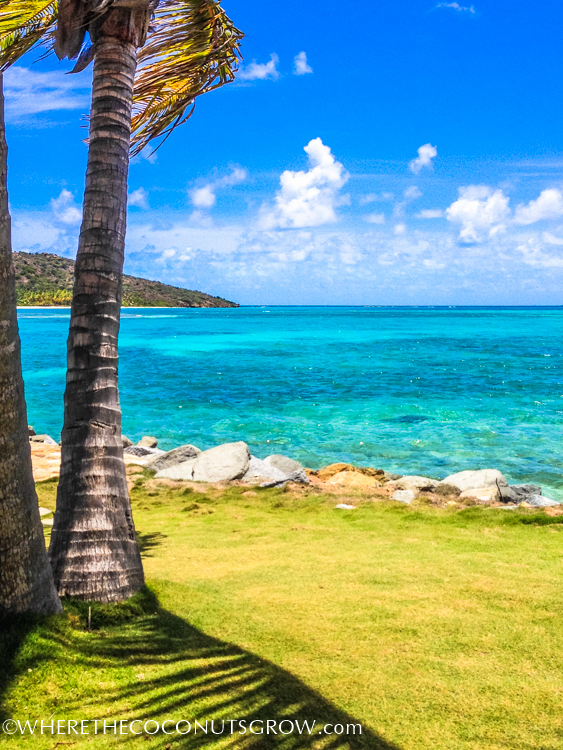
[18,306,563,499]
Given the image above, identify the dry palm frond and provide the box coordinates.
[0,1,57,71]
[131,0,243,155]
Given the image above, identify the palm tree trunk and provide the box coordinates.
[48,27,144,602]
[0,73,62,615]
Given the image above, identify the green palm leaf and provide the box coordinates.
[0,1,57,71]
[0,0,243,153]
[130,0,243,155]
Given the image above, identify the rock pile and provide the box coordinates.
[25,429,561,507]
[153,442,309,486]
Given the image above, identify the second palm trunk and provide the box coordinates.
[49,33,144,601]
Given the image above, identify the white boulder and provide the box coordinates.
[439,469,508,492]
[460,486,500,503]
[389,475,438,492]
[392,489,416,504]
[264,454,304,475]
[242,456,287,484]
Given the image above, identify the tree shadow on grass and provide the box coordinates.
[1,592,400,749]
[0,614,43,725]
[136,531,168,556]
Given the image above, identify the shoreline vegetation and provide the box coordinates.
[14,252,238,308]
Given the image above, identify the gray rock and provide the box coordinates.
[523,494,560,507]
[155,458,197,480]
[263,454,304,475]
[392,489,416,504]
[192,442,250,482]
[499,485,518,503]
[510,484,542,501]
[124,445,160,457]
[138,436,158,448]
[242,456,287,484]
[260,469,310,488]
[145,444,201,472]
[155,442,250,482]
[335,503,356,510]
[30,434,58,445]
[122,435,133,448]
[440,469,508,492]
[383,471,402,481]
[389,475,438,492]
[28,425,36,437]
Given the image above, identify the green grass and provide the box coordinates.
[2,476,563,749]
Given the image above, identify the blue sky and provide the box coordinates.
[6,0,563,304]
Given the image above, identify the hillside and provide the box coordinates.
[13,252,238,308]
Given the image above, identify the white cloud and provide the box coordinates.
[513,189,563,225]
[260,138,348,229]
[394,223,407,235]
[128,187,149,210]
[239,54,280,81]
[409,144,438,174]
[50,190,82,225]
[517,238,563,268]
[191,186,216,209]
[364,212,385,224]
[189,167,247,210]
[416,209,444,218]
[293,51,313,75]
[393,186,423,217]
[360,192,394,205]
[436,2,475,12]
[4,67,91,119]
[446,185,510,242]
[404,186,423,200]
[543,232,563,245]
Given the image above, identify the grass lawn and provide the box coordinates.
[2,474,563,749]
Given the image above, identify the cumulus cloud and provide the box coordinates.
[189,167,247,210]
[416,209,444,218]
[128,187,149,210]
[239,54,280,81]
[293,51,313,75]
[409,144,438,174]
[394,223,407,235]
[446,185,510,242]
[436,2,475,12]
[51,190,82,225]
[260,138,348,229]
[4,67,91,119]
[513,189,563,225]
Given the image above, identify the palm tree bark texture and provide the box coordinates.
[0,73,62,615]
[49,7,150,601]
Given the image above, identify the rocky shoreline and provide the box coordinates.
[29,429,560,509]
[122,435,560,509]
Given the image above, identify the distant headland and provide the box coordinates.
[13,252,239,308]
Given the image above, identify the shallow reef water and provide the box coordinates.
[19,306,563,499]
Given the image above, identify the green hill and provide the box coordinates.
[13,252,238,308]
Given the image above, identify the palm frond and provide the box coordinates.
[0,1,57,71]
[131,0,243,155]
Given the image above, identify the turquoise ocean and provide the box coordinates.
[19,306,563,500]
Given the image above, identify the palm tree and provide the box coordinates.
[0,0,241,602]
[0,68,62,615]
